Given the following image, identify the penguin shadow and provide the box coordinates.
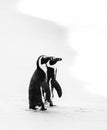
[0,0,87,104]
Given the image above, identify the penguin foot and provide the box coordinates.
[50,103,54,106]
[40,107,47,111]
[29,107,38,110]
[49,100,55,107]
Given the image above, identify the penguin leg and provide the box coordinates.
[40,102,47,111]
[42,82,51,102]
[40,86,47,111]
[49,85,54,106]
[51,79,62,97]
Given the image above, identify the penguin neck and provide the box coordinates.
[47,61,57,80]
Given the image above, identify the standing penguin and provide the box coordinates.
[28,55,52,110]
[46,57,62,106]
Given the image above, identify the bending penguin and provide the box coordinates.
[28,55,52,110]
[46,56,62,106]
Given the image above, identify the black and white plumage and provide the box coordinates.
[46,57,62,106]
[28,55,52,110]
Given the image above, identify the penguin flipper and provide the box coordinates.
[51,80,62,97]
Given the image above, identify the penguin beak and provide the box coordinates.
[57,58,62,61]
[55,57,62,62]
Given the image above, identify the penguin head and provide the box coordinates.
[37,55,53,66]
[40,55,53,64]
[37,55,53,71]
[49,57,62,65]
[46,56,62,68]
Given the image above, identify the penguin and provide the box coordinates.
[46,57,62,106]
[28,55,52,111]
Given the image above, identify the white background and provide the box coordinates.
[0,0,107,130]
